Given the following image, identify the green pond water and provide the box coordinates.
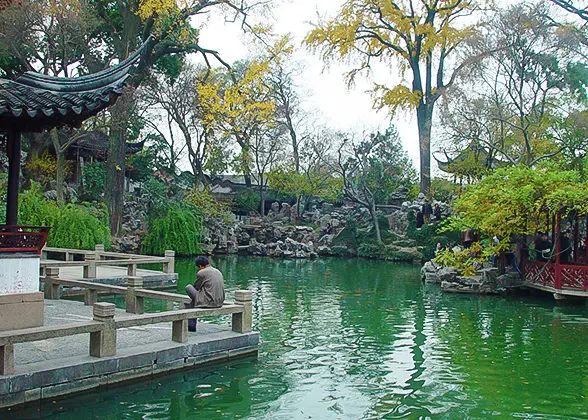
[7,256,588,419]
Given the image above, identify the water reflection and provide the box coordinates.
[6,256,588,419]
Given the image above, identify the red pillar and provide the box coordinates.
[574,216,579,263]
[555,214,562,289]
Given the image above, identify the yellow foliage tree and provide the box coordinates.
[197,59,276,187]
[305,0,482,195]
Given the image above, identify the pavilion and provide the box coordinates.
[0,44,144,330]
[522,212,588,300]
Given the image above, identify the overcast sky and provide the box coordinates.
[190,0,422,172]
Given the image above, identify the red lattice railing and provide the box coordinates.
[560,264,588,291]
[0,225,50,254]
[524,259,588,291]
[524,260,555,288]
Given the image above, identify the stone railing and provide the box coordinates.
[0,291,253,375]
[41,244,175,278]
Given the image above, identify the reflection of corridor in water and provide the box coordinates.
[6,256,588,419]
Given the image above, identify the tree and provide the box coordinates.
[331,126,416,244]
[250,125,286,214]
[84,0,266,234]
[305,0,481,194]
[550,0,588,20]
[140,64,212,183]
[438,2,588,169]
[197,59,276,187]
[268,129,344,218]
[265,36,311,173]
[446,165,588,238]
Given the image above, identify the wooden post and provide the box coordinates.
[84,253,96,278]
[84,289,97,306]
[0,343,15,375]
[44,267,61,300]
[172,319,188,343]
[232,290,253,333]
[95,244,105,261]
[125,276,144,314]
[555,214,562,290]
[90,303,116,357]
[5,128,21,226]
[164,250,175,273]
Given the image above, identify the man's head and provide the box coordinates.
[541,232,549,241]
[195,256,210,269]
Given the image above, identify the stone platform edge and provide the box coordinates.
[0,330,259,409]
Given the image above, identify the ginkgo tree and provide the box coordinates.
[305,0,483,195]
[197,59,276,188]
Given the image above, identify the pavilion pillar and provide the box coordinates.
[6,128,21,226]
[555,214,562,290]
[573,216,579,263]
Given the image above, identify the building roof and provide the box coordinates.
[0,44,144,133]
[67,131,145,160]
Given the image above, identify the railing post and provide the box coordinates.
[127,263,137,277]
[90,303,116,357]
[164,250,175,273]
[172,319,188,343]
[232,290,253,333]
[84,253,96,279]
[0,343,15,375]
[44,267,61,300]
[125,276,144,314]
[84,288,97,306]
[95,244,105,261]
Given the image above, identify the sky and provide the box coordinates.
[189,0,423,172]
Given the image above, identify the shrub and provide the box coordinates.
[19,183,111,249]
[25,152,71,181]
[142,204,203,256]
[79,162,106,202]
[141,177,169,217]
[234,188,260,214]
[186,187,234,224]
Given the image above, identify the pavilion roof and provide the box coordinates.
[0,45,143,133]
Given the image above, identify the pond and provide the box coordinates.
[7,256,588,419]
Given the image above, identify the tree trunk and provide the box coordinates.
[369,201,383,244]
[416,103,433,195]
[107,87,135,235]
[50,129,64,206]
[259,179,265,215]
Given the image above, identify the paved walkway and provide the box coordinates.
[15,299,227,368]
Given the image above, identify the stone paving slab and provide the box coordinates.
[0,299,259,409]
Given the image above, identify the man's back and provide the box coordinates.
[194,266,225,308]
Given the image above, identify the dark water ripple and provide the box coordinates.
[5,256,588,419]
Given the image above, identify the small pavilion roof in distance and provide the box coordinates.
[0,45,144,133]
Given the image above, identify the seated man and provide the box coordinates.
[185,256,225,332]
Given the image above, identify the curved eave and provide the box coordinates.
[15,42,145,92]
[0,79,125,132]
